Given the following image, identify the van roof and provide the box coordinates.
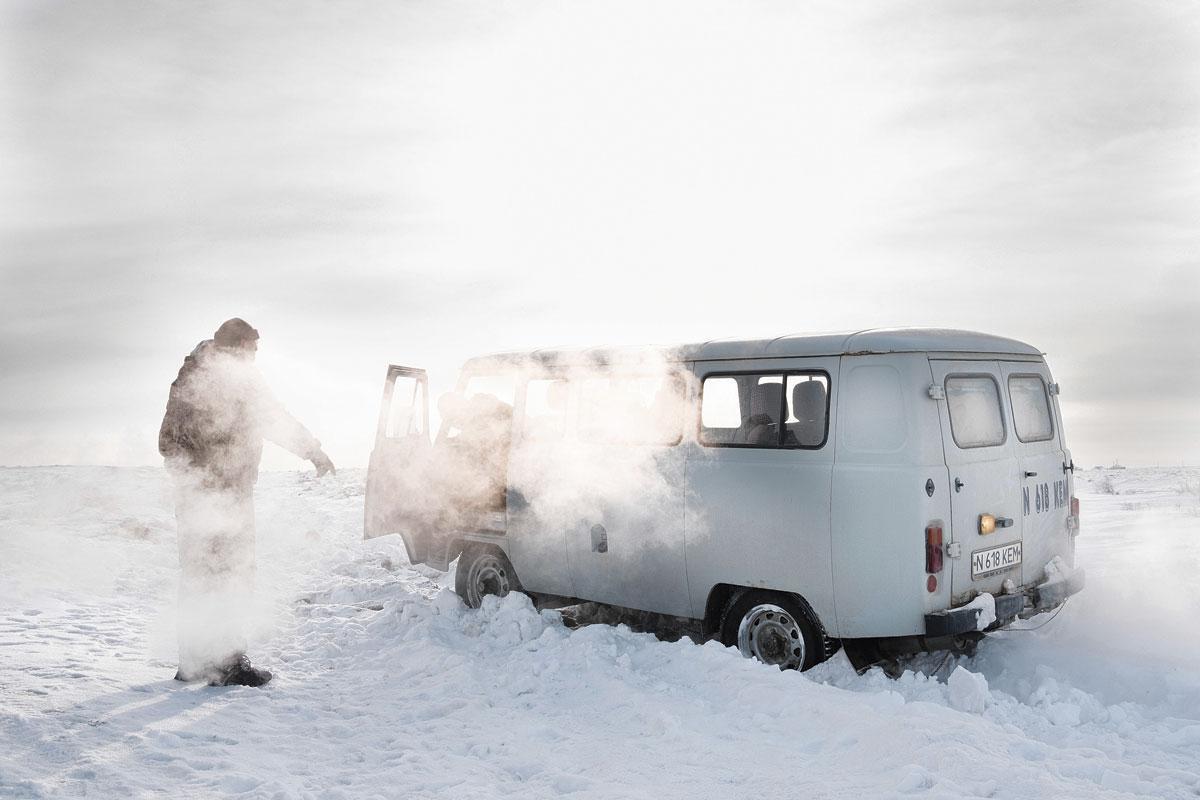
[462,327,1043,369]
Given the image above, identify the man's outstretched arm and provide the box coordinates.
[256,381,335,476]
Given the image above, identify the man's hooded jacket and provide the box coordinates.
[159,340,322,489]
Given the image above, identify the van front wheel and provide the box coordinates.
[455,546,519,609]
[720,591,822,671]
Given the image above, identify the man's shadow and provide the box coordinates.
[28,676,252,793]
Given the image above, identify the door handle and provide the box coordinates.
[954,478,965,492]
[996,517,1013,528]
[1023,471,1038,478]
[590,524,608,554]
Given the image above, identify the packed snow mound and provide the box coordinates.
[960,591,997,631]
[1,466,1199,798]
[947,666,990,714]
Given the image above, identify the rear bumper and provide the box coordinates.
[924,593,1025,637]
[1029,567,1086,614]
[923,568,1086,637]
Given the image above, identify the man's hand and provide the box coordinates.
[311,450,336,477]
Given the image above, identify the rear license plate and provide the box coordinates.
[971,541,1023,579]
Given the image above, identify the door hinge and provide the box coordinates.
[946,542,963,559]
[927,384,945,400]
[1048,382,1061,396]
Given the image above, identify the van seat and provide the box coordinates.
[737,382,783,445]
[787,381,826,446]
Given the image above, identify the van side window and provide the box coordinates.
[579,373,683,445]
[523,378,568,439]
[700,372,828,448]
[443,373,517,440]
[945,375,1005,448]
[1008,375,1054,443]
[385,375,425,437]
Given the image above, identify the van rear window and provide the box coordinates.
[1008,375,1054,443]
[945,375,1005,448]
[578,373,684,445]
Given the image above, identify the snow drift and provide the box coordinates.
[0,465,1197,798]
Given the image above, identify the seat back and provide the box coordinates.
[789,380,827,446]
[737,382,783,445]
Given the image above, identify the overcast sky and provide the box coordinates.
[2,0,1197,469]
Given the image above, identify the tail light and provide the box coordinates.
[925,523,944,574]
[1067,496,1080,531]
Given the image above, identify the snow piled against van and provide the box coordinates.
[1,465,1198,799]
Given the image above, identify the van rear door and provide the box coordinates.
[999,362,1070,585]
[364,365,441,566]
[930,360,1025,601]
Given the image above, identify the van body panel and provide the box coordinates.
[684,357,839,631]
[505,367,692,615]
[504,368,575,597]
[506,440,576,598]
[998,360,1072,585]
[466,329,1043,367]
[564,444,690,617]
[830,354,952,637]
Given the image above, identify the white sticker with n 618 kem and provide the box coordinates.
[972,541,1023,579]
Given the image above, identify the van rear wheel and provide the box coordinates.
[455,546,519,609]
[720,591,822,671]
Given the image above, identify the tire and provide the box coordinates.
[719,590,824,671]
[455,546,520,609]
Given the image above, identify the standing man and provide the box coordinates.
[158,318,335,687]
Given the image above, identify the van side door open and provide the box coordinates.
[364,365,443,566]
[930,360,1026,601]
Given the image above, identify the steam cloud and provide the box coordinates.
[370,346,711,614]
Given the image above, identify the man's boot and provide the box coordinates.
[210,654,272,687]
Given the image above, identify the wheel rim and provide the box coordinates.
[467,553,511,607]
[737,603,806,669]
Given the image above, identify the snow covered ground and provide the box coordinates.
[1,465,1198,799]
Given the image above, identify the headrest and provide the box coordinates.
[792,380,827,419]
[750,382,784,419]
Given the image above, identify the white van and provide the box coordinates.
[365,328,1084,670]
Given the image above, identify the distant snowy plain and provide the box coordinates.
[1,466,1198,799]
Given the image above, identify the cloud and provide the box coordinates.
[1,0,1197,467]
